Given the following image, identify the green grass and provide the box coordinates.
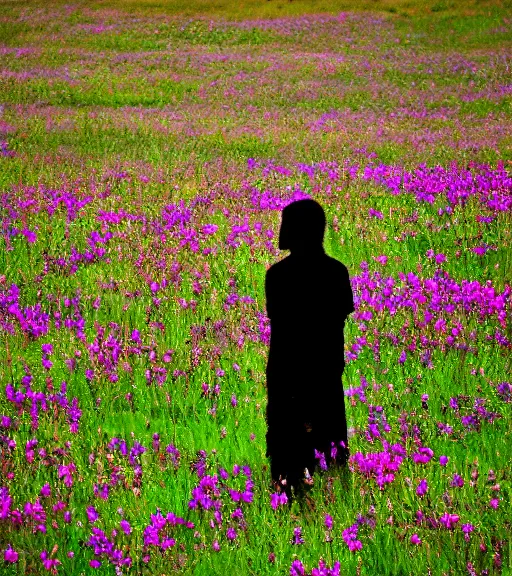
[0,1,511,574]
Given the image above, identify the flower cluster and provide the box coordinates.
[290,558,341,576]
[350,442,406,489]
[142,509,195,552]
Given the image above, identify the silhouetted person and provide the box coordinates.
[265,199,354,497]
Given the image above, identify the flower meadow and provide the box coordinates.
[0,1,511,574]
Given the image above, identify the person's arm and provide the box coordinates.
[341,264,355,317]
[265,266,275,320]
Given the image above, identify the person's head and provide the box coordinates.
[278,199,326,252]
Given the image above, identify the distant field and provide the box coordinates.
[3,0,512,18]
[0,1,511,575]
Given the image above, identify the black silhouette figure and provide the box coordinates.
[265,199,354,497]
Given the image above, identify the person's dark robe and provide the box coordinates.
[265,246,354,488]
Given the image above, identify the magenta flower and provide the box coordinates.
[342,523,362,551]
[462,523,474,542]
[449,397,459,410]
[313,560,341,575]
[496,382,511,402]
[368,208,383,219]
[39,483,51,498]
[22,228,37,243]
[314,449,327,471]
[292,526,304,545]
[226,527,237,541]
[416,479,428,497]
[202,224,218,235]
[162,349,174,363]
[41,343,53,355]
[270,492,288,510]
[347,539,362,552]
[242,488,254,503]
[86,506,99,523]
[4,545,18,563]
[439,455,449,466]
[161,537,175,550]
[0,415,12,429]
[40,549,61,570]
[410,534,422,545]
[57,462,76,487]
[120,519,132,535]
[473,245,487,256]
[412,447,434,464]
[489,498,499,509]
[450,474,464,488]
[26,438,38,463]
[439,513,459,529]
[290,559,305,576]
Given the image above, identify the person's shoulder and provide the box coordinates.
[325,255,350,275]
[266,256,291,276]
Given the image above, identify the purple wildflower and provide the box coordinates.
[4,545,18,563]
[411,447,434,464]
[342,523,362,551]
[292,526,304,545]
[416,479,428,497]
[270,492,288,510]
[40,549,61,571]
[40,484,51,498]
[290,559,305,576]
[439,513,459,529]
[368,208,384,219]
[461,523,474,542]
[87,506,99,523]
[450,473,464,488]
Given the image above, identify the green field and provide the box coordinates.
[0,0,511,574]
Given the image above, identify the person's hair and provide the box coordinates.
[278,199,326,251]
